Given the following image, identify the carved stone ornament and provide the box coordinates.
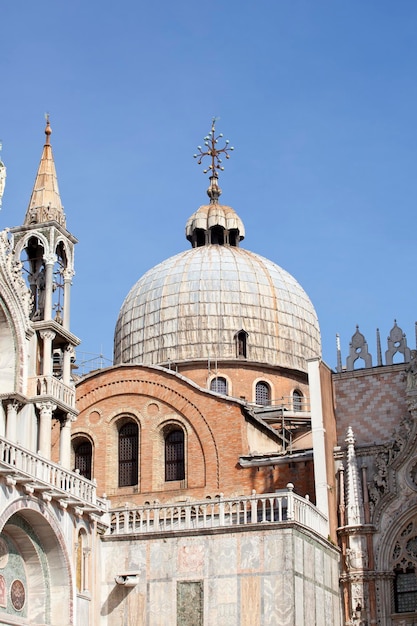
[10,579,25,611]
[391,520,417,572]
[368,412,415,517]
[403,350,417,392]
[0,229,33,319]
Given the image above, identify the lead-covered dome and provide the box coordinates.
[114,244,321,372]
[114,124,321,373]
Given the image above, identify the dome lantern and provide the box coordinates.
[188,119,243,248]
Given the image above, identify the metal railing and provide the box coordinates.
[251,396,311,412]
[109,484,328,538]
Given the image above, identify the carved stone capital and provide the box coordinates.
[39,330,56,342]
[44,253,57,266]
[36,402,57,418]
[63,268,75,282]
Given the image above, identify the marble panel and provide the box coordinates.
[263,574,294,626]
[304,578,315,624]
[240,576,261,626]
[294,534,304,574]
[264,532,292,572]
[149,542,176,579]
[208,536,237,576]
[294,575,304,625]
[304,541,314,580]
[315,585,324,624]
[315,546,324,585]
[177,541,205,575]
[148,581,173,626]
[239,535,261,572]
[177,581,203,626]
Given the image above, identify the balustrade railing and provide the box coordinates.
[29,375,76,409]
[0,438,107,512]
[109,485,328,538]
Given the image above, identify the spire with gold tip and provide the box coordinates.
[0,142,6,210]
[24,116,66,228]
[193,118,234,203]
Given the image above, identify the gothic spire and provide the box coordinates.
[24,116,66,228]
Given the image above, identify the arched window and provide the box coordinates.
[210,377,228,395]
[255,381,271,406]
[165,429,185,481]
[293,389,303,411]
[235,330,248,358]
[74,439,92,480]
[394,566,417,613]
[118,422,138,487]
[210,226,224,245]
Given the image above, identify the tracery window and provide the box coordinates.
[391,520,417,614]
[210,377,228,395]
[74,439,92,480]
[255,381,271,406]
[118,422,138,487]
[293,389,303,411]
[165,429,185,481]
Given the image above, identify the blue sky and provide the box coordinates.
[1,1,417,372]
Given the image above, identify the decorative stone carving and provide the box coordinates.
[10,579,25,611]
[385,320,411,365]
[403,350,417,393]
[346,326,372,371]
[368,412,415,516]
[0,229,33,320]
[391,519,417,572]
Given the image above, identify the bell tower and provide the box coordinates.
[8,118,79,466]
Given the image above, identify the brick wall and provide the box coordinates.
[69,365,315,507]
[333,364,408,446]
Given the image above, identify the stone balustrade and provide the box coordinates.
[109,484,328,538]
[30,375,76,409]
[0,437,107,513]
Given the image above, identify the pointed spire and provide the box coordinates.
[0,142,6,209]
[345,426,364,525]
[376,328,382,366]
[336,333,342,372]
[24,116,66,228]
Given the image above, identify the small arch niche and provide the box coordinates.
[210,226,224,245]
[235,330,248,358]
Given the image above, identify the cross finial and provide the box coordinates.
[193,118,234,178]
[193,119,234,203]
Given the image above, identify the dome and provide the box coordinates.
[114,245,321,373]
[114,123,321,373]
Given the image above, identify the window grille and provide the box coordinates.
[256,381,271,406]
[165,430,185,481]
[293,390,303,411]
[74,440,92,480]
[210,377,228,395]
[118,422,138,487]
[395,568,417,613]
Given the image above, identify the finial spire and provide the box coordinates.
[0,142,6,210]
[193,118,234,203]
[44,113,51,145]
[24,116,66,228]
